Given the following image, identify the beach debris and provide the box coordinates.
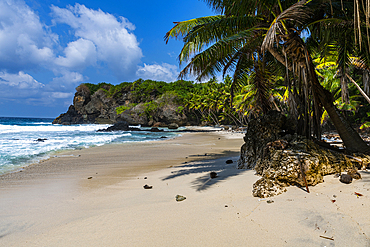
[225,205,228,207]
[334,173,340,178]
[225,159,233,164]
[175,195,186,202]
[319,235,334,241]
[204,153,207,156]
[354,192,363,197]
[333,195,337,198]
[143,184,153,189]
[87,177,93,179]
[144,177,147,179]
[340,174,353,184]
[266,200,274,204]
[210,172,217,179]
[331,199,336,203]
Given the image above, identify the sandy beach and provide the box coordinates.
[1,130,369,246]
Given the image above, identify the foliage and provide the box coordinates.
[116,103,137,115]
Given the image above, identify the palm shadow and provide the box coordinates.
[162,150,248,191]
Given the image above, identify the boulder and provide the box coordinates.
[237,111,359,198]
[340,174,353,184]
[168,123,179,129]
[97,121,130,132]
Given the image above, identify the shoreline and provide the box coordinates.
[1,130,369,246]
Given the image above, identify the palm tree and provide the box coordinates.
[166,0,370,154]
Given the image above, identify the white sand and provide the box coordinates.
[0,131,369,246]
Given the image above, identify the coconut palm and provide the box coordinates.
[166,0,370,153]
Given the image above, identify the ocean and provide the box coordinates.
[0,117,180,175]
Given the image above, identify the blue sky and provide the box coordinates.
[0,0,215,118]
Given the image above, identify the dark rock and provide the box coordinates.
[210,172,217,179]
[168,123,179,129]
[160,136,167,139]
[35,138,47,142]
[150,127,164,132]
[87,177,93,179]
[226,159,233,164]
[143,184,153,189]
[340,174,353,184]
[97,122,130,132]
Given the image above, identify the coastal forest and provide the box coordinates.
[164,0,370,154]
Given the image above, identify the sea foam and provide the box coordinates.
[0,117,176,175]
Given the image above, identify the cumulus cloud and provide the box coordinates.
[0,0,55,72]
[0,71,44,89]
[136,63,179,82]
[47,71,85,92]
[54,38,97,69]
[0,71,45,101]
[51,4,143,79]
[0,1,181,113]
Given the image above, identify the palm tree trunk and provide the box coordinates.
[340,68,350,104]
[363,70,370,95]
[269,46,370,153]
[307,59,370,154]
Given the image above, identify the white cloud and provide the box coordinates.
[51,92,73,99]
[55,38,97,69]
[48,71,85,91]
[0,0,55,72]
[136,63,179,82]
[0,71,44,89]
[51,4,143,79]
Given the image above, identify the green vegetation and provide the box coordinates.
[164,0,370,154]
[116,103,137,115]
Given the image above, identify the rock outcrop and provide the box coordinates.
[238,111,366,198]
[53,84,197,126]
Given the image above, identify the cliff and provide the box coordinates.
[53,81,199,126]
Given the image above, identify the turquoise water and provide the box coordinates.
[0,117,179,174]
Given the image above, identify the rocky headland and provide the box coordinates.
[53,81,199,127]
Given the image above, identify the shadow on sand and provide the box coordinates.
[161,150,249,191]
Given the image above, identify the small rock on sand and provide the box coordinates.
[143,184,153,189]
[340,174,353,184]
[175,195,186,202]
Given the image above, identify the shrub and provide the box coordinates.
[116,103,137,115]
